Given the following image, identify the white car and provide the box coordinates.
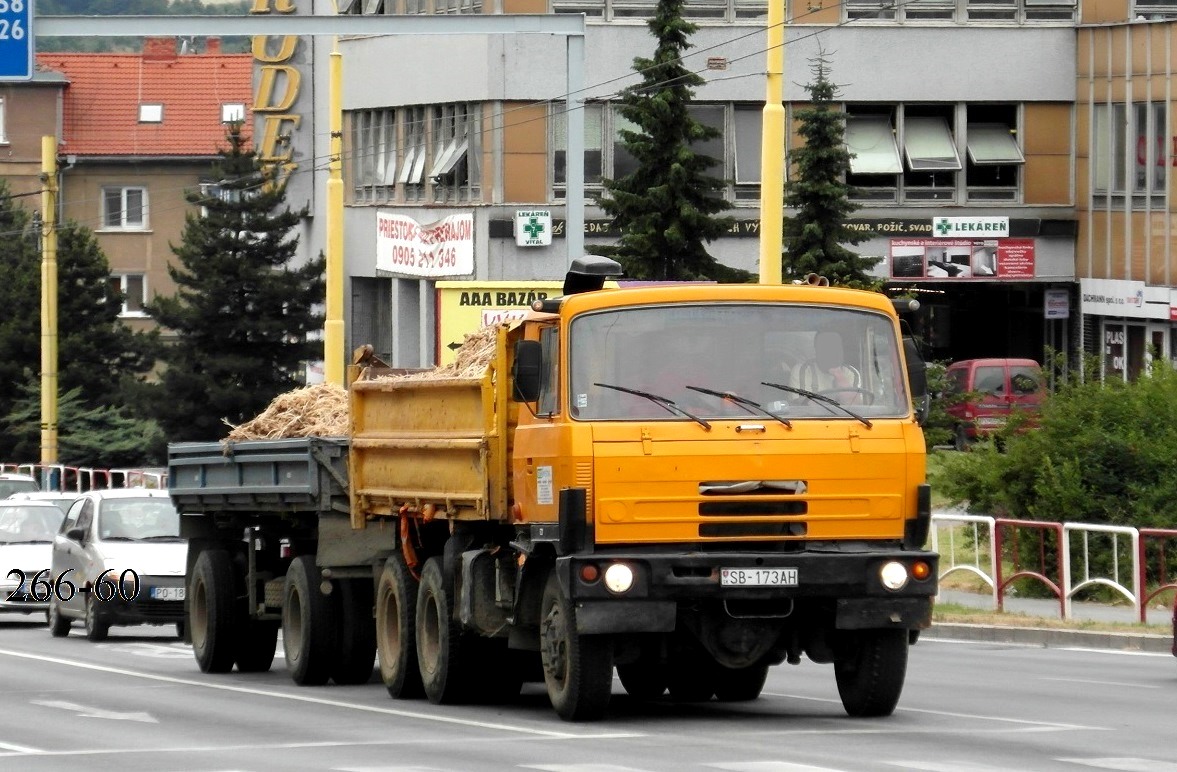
[0,473,39,500]
[7,490,79,514]
[0,500,68,619]
[48,489,187,641]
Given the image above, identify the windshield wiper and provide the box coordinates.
[1,539,51,545]
[594,383,711,430]
[140,535,183,541]
[100,536,137,542]
[761,381,872,429]
[684,386,791,428]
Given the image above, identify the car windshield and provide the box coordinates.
[0,505,65,543]
[98,499,181,541]
[0,479,39,498]
[569,303,909,421]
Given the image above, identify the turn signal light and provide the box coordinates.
[579,564,600,583]
[911,560,932,581]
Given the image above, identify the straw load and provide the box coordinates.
[222,325,500,442]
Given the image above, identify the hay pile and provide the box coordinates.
[223,382,349,441]
[222,326,500,442]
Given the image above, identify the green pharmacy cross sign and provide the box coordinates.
[523,217,545,240]
[0,0,33,81]
[515,209,552,247]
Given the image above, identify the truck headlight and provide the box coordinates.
[603,563,634,594]
[880,561,909,591]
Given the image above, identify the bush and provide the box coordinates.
[935,362,1177,530]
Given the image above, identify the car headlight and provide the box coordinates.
[880,561,909,591]
[603,563,635,594]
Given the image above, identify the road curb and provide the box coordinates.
[923,622,1172,653]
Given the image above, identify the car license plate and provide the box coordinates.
[720,568,798,587]
[150,587,185,601]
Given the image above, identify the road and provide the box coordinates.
[0,617,1174,772]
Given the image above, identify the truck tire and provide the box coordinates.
[617,663,667,701]
[666,641,717,702]
[235,619,280,673]
[332,578,376,685]
[834,629,908,717]
[714,663,769,702]
[539,570,614,722]
[283,555,338,686]
[84,595,110,642]
[376,554,424,699]
[467,638,524,703]
[415,556,470,704]
[190,549,242,673]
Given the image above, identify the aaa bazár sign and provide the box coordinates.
[376,213,474,278]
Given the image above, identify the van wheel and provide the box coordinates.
[283,555,338,686]
[377,554,424,699]
[954,425,972,452]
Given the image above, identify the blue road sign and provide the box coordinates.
[0,0,33,81]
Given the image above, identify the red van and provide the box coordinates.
[943,358,1046,451]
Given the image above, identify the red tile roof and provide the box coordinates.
[36,42,253,158]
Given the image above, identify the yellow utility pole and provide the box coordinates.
[757,0,786,285]
[40,136,59,467]
[324,44,345,385]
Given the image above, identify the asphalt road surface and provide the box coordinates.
[1,617,1173,772]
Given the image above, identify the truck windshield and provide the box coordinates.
[568,303,909,421]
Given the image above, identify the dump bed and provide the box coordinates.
[347,330,513,529]
[167,437,350,516]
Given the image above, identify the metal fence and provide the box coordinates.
[1,462,167,491]
[931,512,1177,624]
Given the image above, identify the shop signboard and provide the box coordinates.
[888,238,1034,280]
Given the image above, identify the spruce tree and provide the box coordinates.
[146,126,326,442]
[782,54,879,288]
[596,0,750,282]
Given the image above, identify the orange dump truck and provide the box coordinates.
[168,256,937,722]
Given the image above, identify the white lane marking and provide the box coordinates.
[523,765,653,772]
[96,642,193,659]
[923,638,1171,658]
[0,647,640,741]
[1057,760,1177,771]
[31,699,158,723]
[888,763,1038,772]
[1037,676,1160,689]
[759,692,1100,730]
[709,763,852,771]
[0,740,43,754]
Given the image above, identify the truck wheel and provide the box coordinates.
[666,642,717,702]
[47,599,71,637]
[235,620,280,673]
[283,555,338,686]
[84,596,110,642]
[617,663,667,701]
[332,578,376,685]
[834,629,908,717]
[190,549,242,673]
[377,555,423,699]
[467,638,524,703]
[415,556,469,704]
[714,664,769,702]
[539,570,614,722]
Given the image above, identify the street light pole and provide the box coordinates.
[757,0,786,285]
[40,135,59,468]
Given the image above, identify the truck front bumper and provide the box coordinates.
[554,548,937,635]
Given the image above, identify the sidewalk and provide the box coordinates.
[924,589,1174,653]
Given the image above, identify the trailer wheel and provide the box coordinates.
[234,619,280,673]
[617,663,667,701]
[415,556,470,704]
[539,571,614,722]
[376,554,424,699]
[332,578,376,685]
[834,629,908,717]
[714,664,769,702]
[283,555,338,686]
[190,549,240,673]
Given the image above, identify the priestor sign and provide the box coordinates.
[931,217,1010,238]
[376,213,474,278]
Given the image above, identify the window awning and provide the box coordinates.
[397,145,417,185]
[845,115,902,174]
[903,117,962,171]
[430,134,469,178]
[966,123,1025,165]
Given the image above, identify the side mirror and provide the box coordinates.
[903,337,930,425]
[512,340,543,403]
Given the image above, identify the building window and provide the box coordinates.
[553,0,765,20]
[102,187,148,230]
[429,103,481,203]
[338,0,481,13]
[349,108,398,204]
[222,103,245,123]
[553,103,605,195]
[108,274,147,316]
[845,103,1022,204]
[1134,0,1177,20]
[401,106,427,202]
[846,0,1075,21]
[1093,102,1167,206]
[0,97,6,143]
[139,104,163,123]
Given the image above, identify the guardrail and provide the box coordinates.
[1,462,167,491]
[931,512,1177,624]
